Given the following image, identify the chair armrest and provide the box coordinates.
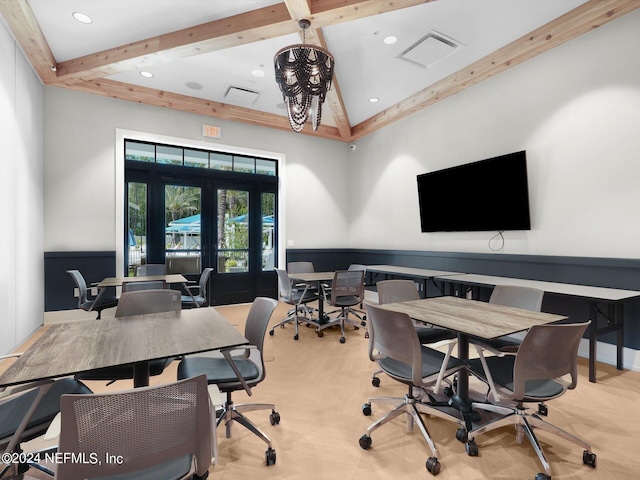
[185,285,201,295]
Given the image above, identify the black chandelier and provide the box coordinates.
[274,19,335,133]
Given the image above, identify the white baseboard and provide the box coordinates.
[578,338,640,373]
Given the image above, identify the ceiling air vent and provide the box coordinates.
[221,86,260,106]
[398,31,464,69]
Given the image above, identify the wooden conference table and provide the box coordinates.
[378,296,567,432]
[439,273,640,382]
[0,307,248,389]
[289,271,335,323]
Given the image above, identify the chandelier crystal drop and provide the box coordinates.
[274,19,335,133]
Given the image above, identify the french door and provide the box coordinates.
[125,163,277,305]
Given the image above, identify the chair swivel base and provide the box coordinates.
[217,398,280,466]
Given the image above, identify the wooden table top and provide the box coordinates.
[97,274,188,288]
[289,271,335,282]
[377,296,567,340]
[367,265,463,279]
[0,307,247,387]
[438,273,640,302]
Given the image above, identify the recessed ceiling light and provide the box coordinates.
[186,81,203,90]
[369,97,380,103]
[383,35,398,45]
[72,12,93,24]
[251,69,265,78]
[139,71,154,78]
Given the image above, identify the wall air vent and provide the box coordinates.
[221,85,260,106]
[398,30,464,69]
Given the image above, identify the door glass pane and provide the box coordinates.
[234,156,255,173]
[184,149,208,168]
[262,193,275,271]
[128,182,147,276]
[210,152,233,171]
[165,185,201,274]
[157,145,183,165]
[217,189,249,273]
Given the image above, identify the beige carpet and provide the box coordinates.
[10,301,640,479]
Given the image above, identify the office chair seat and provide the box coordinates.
[93,454,193,480]
[468,355,564,400]
[0,378,92,443]
[416,326,457,344]
[378,346,464,385]
[178,357,260,388]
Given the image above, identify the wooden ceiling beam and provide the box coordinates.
[57,79,343,141]
[351,0,640,140]
[0,0,57,83]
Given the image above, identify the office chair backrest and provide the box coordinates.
[115,289,181,317]
[331,270,364,303]
[66,270,89,304]
[121,280,167,292]
[512,321,590,399]
[377,279,420,305]
[197,267,214,299]
[240,297,278,379]
[365,303,423,386]
[287,262,314,274]
[489,285,544,312]
[275,269,293,298]
[135,264,167,276]
[56,375,211,480]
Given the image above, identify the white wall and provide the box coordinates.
[43,89,352,253]
[0,20,44,353]
[349,10,640,259]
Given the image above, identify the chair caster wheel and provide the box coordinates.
[465,440,478,456]
[269,329,274,336]
[372,376,380,387]
[265,447,276,466]
[317,330,324,337]
[426,457,441,475]
[362,403,372,416]
[443,386,454,397]
[583,450,596,468]
[360,321,366,327]
[455,427,468,443]
[364,331,369,339]
[269,410,281,425]
[534,474,550,480]
[293,334,299,340]
[359,434,372,449]
[340,336,346,343]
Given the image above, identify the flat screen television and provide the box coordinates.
[417,150,531,232]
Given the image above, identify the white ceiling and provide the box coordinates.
[24,0,587,129]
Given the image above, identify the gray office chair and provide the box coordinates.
[318,270,367,343]
[372,280,456,387]
[66,269,118,319]
[0,371,91,478]
[270,269,322,340]
[178,297,280,466]
[359,303,465,476]
[75,289,181,384]
[135,263,167,276]
[56,375,212,480]
[121,279,167,292]
[469,285,545,402]
[472,285,545,353]
[287,261,315,275]
[466,322,596,480]
[181,267,214,308]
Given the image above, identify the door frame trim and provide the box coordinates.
[115,128,286,278]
